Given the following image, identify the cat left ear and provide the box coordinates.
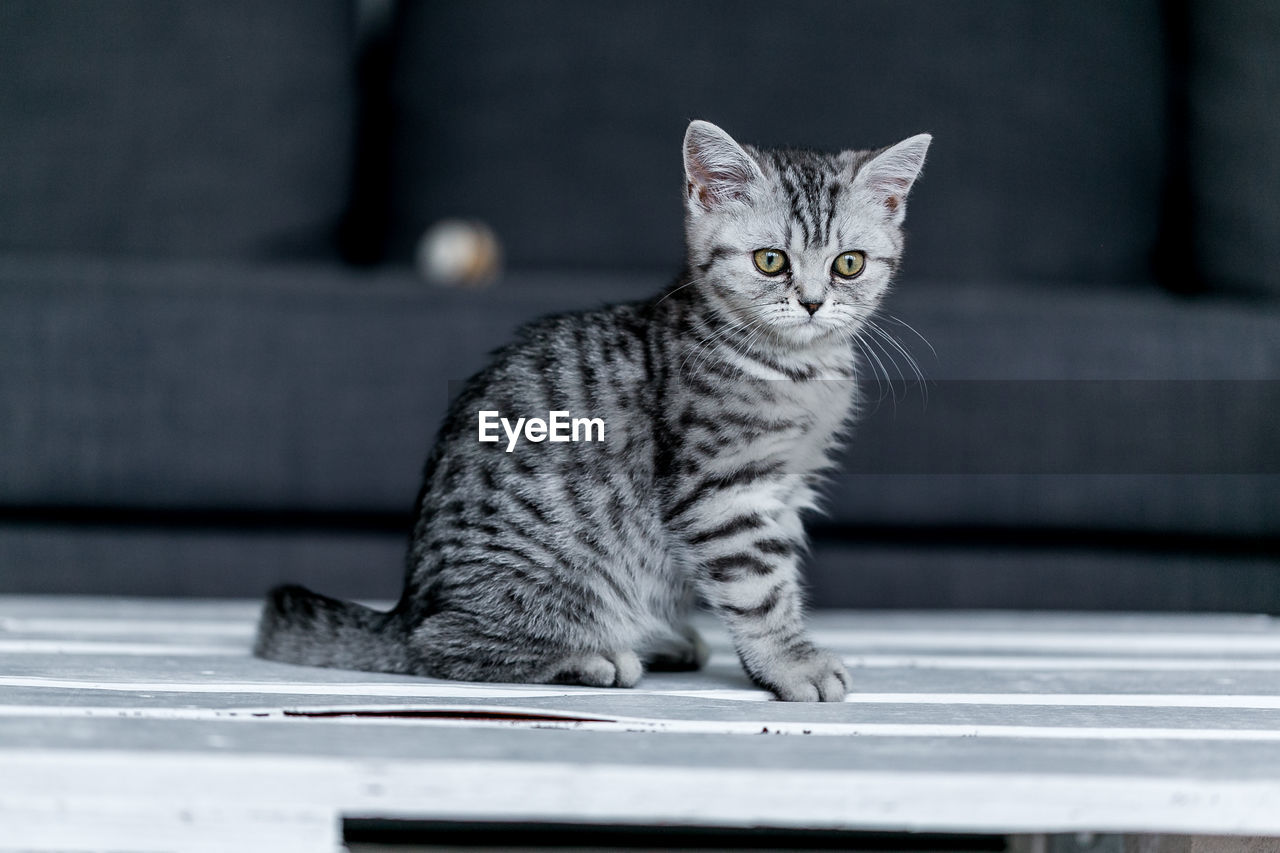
[857,133,932,224]
[683,120,764,215]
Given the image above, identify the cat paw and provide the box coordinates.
[647,627,710,672]
[609,649,644,687]
[757,649,850,702]
[550,649,643,688]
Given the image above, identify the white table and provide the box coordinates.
[3,596,1280,852]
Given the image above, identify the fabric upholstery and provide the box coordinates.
[3,259,1275,537]
[2,522,1274,610]
[389,1,1166,284]
[1,2,1276,607]
[0,0,355,260]
[0,524,404,599]
[1189,0,1280,297]
[805,540,1280,611]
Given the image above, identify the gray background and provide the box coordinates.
[0,0,1277,609]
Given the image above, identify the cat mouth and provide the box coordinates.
[775,318,837,344]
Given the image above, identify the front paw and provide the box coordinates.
[756,649,850,702]
[548,649,643,688]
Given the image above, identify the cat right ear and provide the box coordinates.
[856,133,932,225]
[683,120,763,215]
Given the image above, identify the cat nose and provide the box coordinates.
[799,300,823,316]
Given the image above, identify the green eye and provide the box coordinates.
[832,251,866,279]
[753,248,788,275]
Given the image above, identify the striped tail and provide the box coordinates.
[252,584,412,675]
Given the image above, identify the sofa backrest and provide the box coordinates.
[387,0,1168,284]
[0,0,355,261]
[1189,0,1280,298]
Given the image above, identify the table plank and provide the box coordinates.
[3,596,1280,850]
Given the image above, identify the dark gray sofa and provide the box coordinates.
[2,1,1277,609]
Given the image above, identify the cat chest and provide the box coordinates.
[678,378,856,472]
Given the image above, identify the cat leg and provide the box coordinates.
[688,509,849,702]
[714,571,847,701]
[546,649,643,688]
[645,625,710,672]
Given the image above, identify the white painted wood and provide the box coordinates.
[3,596,1280,851]
[842,655,1280,671]
[810,629,1280,654]
[0,639,243,655]
[10,666,1280,704]
[5,671,1280,712]
[6,703,1280,742]
[13,673,1280,708]
[0,793,338,853]
[0,616,256,637]
[5,751,1280,837]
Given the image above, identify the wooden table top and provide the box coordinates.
[3,596,1280,852]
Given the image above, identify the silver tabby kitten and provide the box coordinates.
[255,121,930,702]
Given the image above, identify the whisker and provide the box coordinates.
[866,318,929,408]
[655,277,702,305]
[884,313,937,361]
[850,328,889,410]
[691,308,772,378]
[678,320,740,377]
[872,318,930,386]
[678,309,759,377]
[863,323,909,392]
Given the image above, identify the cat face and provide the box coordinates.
[683,121,930,348]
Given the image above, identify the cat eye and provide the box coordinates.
[832,251,866,279]
[753,248,788,275]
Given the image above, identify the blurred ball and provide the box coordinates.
[415,219,502,288]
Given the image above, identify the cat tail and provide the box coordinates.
[253,584,414,675]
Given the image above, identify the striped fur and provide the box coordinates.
[255,121,931,701]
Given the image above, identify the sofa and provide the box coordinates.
[1,0,1276,610]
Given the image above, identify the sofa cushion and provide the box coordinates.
[3,522,1275,610]
[1,258,1275,539]
[0,0,355,260]
[826,278,1280,536]
[388,0,1166,285]
[1189,0,1280,298]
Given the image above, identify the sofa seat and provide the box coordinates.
[1,255,1276,604]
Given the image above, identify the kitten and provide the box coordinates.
[254,120,930,702]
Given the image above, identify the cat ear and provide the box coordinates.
[856,133,932,224]
[683,120,763,214]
